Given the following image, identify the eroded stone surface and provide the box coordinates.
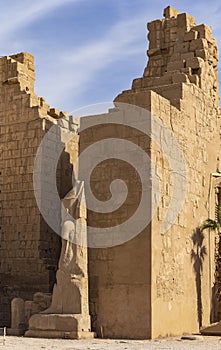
[0,5,221,341]
[0,53,77,327]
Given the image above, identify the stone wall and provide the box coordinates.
[117,6,220,337]
[0,5,220,340]
[0,53,75,326]
[79,111,152,339]
[129,5,219,109]
[149,86,220,337]
[78,6,221,338]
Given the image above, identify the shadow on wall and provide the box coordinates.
[191,228,207,329]
[211,284,217,323]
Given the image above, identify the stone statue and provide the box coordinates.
[43,180,88,315]
[25,181,94,339]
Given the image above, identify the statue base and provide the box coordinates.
[7,328,26,336]
[25,314,95,339]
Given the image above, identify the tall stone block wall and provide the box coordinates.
[0,53,74,326]
[79,112,152,339]
[149,86,220,337]
[114,7,221,337]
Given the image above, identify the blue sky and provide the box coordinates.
[1,0,220,113]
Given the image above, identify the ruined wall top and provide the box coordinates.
[0,52,79,130]
[131,6,219,106]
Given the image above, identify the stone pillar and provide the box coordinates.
[25,181,94,339]
[8,298,26,336]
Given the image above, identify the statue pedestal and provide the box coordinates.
[7,328,26,336]
[25,182,94,340]
[25,314,95,339]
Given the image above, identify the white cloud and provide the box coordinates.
[0,1,165,111]
[187,0,221,35]
[3,0,221,112]
[35,14,151,110]
[0,0,80,37]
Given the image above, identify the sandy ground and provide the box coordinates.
[1,336,221,350]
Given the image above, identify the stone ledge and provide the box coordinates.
[25,329,95,339]
[7,328,26,336]
[25,313,94,340]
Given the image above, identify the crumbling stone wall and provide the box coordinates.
[79,6,221,338]
[0,53,75,326]
[115,6,220,338]
[130,6,219,108]
[0,5,220,340]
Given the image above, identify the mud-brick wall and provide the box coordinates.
[0,53,70,326]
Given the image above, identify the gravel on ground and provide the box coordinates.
[1,335,221,350]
